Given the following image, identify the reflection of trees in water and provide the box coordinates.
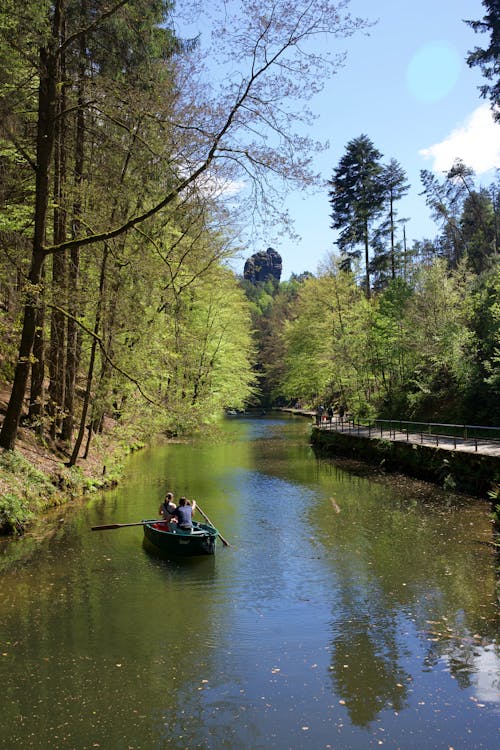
[329,613,409,727]
[421,623,500,691]
[314,463,500,728]
[0,512,221,748]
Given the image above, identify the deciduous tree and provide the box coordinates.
[0,0,369,451]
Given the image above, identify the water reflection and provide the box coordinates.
[310,454,500,732]
[0,414,499,749]
[329,616,409,726]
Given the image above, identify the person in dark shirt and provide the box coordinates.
[159,491,176,521]
[173,497,197,531]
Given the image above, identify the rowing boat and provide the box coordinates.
[143,520,217,556]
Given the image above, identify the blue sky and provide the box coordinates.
[274,0,499,279]
[179,1,500,279]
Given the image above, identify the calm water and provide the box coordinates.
[0,414,499,749]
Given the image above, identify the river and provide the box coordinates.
[0,413,499,749]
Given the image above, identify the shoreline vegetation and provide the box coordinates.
[0,401,143,534]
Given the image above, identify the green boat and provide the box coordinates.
[143,520,217,556]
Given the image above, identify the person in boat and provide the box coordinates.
[172,496,197,532]
[159,492,176,523]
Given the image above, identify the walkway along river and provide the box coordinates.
[306,413,500,498]
[0,413,499,749]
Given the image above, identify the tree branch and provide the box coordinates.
[46,302,160,407]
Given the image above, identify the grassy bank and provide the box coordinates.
[0,421,142,534]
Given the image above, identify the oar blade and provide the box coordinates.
[91,524,123,530]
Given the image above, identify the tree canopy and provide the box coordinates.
[466,0,500,121]
[0,0,370,453]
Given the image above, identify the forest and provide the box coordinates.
[0,1,498,529]
[247,157,500,427]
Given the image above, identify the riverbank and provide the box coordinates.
[281,409,500,494]
[309,423,499,497]
[0,413,141,534]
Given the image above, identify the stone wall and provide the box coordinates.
[311,427,500,499]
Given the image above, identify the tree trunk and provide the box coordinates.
[0,32,60,450]
[28,283,46,429]
[68,246,108,466]
[390,194,396,280]
[61,247,80,442]
[364,219,370,299]
[61,18,86,443]
[49,34,68,440]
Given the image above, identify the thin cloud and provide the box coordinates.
[419,105,500,174]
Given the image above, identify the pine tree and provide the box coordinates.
[328,135,385,298]
[371,159,410,288]
[466,0,500,121]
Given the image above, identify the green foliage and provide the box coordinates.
[0,0,259,456]
[282,267,369,408]
[0,449,51,489]
[277,248,500,426]
[420,162,499,272]
[0,0,498,474]
[0,492,32,533]
[328,134,385,295]
[239,274,309,407]
[0,450,54,531]
[466,0,500,121]
[371,159,410,289]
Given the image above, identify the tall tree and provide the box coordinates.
[421,160,498,272]
[0,0,369,451]
[371,158,410,287]
[466,0,500,121]
[328,134,385,298]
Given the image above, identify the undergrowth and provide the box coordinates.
[0,450,108,534]
[0,451,56,532]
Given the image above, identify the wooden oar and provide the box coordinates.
[91,520,157,531]
[195,503,231,547]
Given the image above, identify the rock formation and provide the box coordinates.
[243,247,282,284]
